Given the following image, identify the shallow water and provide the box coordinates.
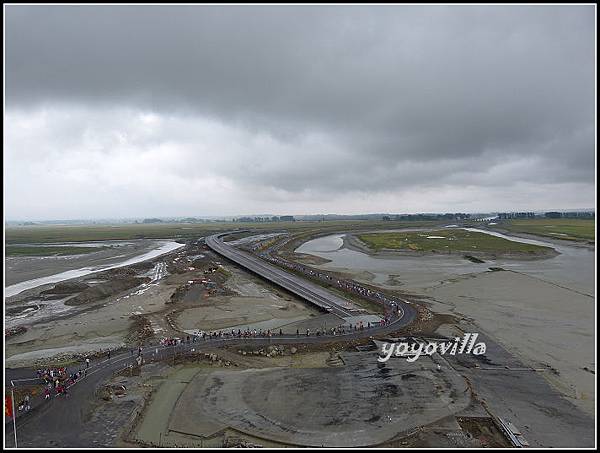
[296,229,595,296]
[4,297,73,329]
[9,240,138,248]
[5,240,185,297]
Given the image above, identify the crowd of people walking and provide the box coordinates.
[258,250,403,321]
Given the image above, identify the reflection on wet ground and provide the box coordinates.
[296,229,594,295]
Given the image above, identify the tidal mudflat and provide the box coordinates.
[296,229,595,414]
[5,239,184,297]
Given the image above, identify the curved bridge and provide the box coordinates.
[205,232,415,326]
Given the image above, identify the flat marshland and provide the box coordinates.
[496,218,595,242]
[357,228,555,257]
[5,220,441,245]
[6,245,107,256]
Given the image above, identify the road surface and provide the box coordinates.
[206,232,402,319]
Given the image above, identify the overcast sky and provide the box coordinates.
[5,5,596,220]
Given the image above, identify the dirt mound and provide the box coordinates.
[6,304,43,316]
[5,326,27,338]
[97,267,138,279]
[168,285,188,304]
[126,315,155,344]
[65,276,150,306]
[40,281,90,296]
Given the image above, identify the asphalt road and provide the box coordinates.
[206,232,403,319]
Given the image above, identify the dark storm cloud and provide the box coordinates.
[4,5,595,218]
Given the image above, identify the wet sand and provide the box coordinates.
[5,239,183,294]
[295,231,596,415]
[426,270,595,414]
[175,296,317,332]
[5,278,177,367]
[175,266,320,333]
[139,351,470,447]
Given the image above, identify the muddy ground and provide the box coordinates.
[173,265,321,334]
[5,243,224,366]
[288,230,596,416]
[5,239,174,287]
[114,347,502,448]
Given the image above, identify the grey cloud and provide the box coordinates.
[4,5,596,218]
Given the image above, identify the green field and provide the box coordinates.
[357,229,554,255]
[499,219,595,242]
[5,220,443,245]
[5,245,106,256]
[5,223,228,244]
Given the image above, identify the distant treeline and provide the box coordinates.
[543,211,595,219]
[382,213,471,221]
[498,212,594,219]
[497,212,536,219]
[233,216,295,222]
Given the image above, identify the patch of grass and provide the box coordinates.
[5,223,225,244]
[499,219,595,241]
[5,245,106,256]
[358,229,554,255]
[5,220,444,245]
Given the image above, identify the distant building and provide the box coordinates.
[279,215,295,222]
